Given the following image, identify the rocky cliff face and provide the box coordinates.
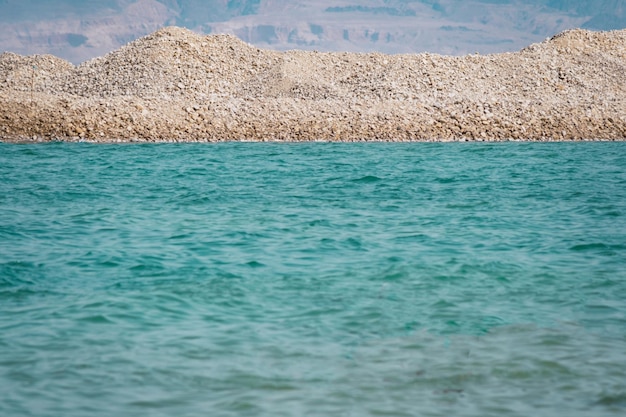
[0,0,624,64]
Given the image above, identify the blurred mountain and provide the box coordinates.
[0,0,624,63]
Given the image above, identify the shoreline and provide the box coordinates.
[2,27,625,143]
[2,135,621,144]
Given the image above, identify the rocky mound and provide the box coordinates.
[59,27,279,100]
[0,52,74,93]
[1,26,625,142]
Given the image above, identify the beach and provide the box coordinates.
[1,26,625,142]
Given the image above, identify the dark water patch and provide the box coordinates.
[570,242,626,253]
[76,314,115,325]
[594,392,626,408]
[435,176,457,184]
[351,175,383,183]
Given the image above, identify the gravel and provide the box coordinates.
[1,26,625,142]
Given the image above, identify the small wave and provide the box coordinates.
[77,314,115,324]
[307,219,332,227]
[245,260,265,268]
[351,175,382,183]
[0,262,42,287]
[445,201,489,209]
[594,392,626,407]
[570,243,626,253]
[0,287,41,300]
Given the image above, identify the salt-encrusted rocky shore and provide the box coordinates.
[1,27,625,142]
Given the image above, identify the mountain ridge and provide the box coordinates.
[0,0,624,63]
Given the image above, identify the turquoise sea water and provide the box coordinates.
[1,142,625,417]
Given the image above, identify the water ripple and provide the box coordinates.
[1,142,625,417]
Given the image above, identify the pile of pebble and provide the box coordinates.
[1,26,625,142]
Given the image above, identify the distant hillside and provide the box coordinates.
[0,0,624,63]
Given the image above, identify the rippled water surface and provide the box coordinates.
[1,142,626,417]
